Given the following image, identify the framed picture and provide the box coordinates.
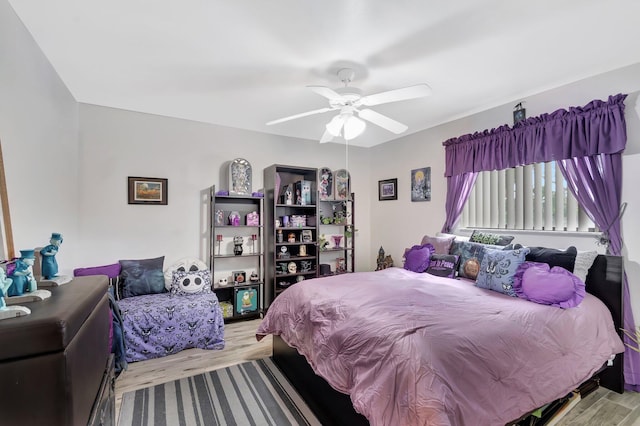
[411,167,431,202]
[128,177,168,205]
[378,178,397,201]
[334,169,351,201]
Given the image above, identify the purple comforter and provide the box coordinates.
[119,292,225,362]
[257,267,624,425]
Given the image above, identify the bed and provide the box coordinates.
[119,292,225,362]
[256,254,624,426]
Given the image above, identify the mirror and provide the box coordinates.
[0,138,15,260]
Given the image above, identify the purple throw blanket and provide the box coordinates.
[119,292,225,362]
[257,267,624,426]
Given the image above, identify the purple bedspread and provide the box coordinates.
[257,267,624,426]
[119,292,225,362]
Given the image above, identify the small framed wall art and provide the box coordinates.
[378,178,397,201]
[128,177,168,205]
[411,167,431,202]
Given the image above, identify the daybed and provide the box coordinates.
[75,257,225,364]
[257,243,624,425]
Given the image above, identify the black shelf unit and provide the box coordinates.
[264,165,318,308]
[209,185,263,320]
[317,193,355,277]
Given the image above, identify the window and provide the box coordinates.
[460,161,596,232]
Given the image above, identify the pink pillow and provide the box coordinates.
[513,261,585,308]
[420,235,455,255]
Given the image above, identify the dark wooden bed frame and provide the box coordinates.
[271,254,624,425]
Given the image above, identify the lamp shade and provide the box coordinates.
[326,114,346,137]
[343,115,366,140]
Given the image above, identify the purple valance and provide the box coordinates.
[443,94,627,177]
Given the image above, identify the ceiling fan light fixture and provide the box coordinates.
[343,115,366,140]
[326,114,346,137]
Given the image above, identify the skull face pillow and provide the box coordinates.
[171,270,212,295]
[164,257,208,290]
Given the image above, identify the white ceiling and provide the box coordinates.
[8,0,640,147]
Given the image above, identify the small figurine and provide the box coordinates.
[0,269,31,319]
[249,271,259,282]
[10,250,38,296]
[233,235,244,255]
[319,234,329,251]
[40,233,63,279]
[8,250,37,296]
[0,269,13,310]
[375,246,394,271]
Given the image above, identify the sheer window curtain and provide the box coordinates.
[441,94,639,389]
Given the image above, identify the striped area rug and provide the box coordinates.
[118,357,321,426]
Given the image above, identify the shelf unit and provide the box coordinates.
[209,185,263,320]
[263,165,318,307]
[317,193,355,276]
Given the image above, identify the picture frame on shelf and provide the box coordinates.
[128,177,168,205]
[228,158,252,195]
[301,230,313,243]
[411,167,431,202]
[378,178,397,201]
[334,169,350,201]
[318,167,333,201]
[232,270,246,284]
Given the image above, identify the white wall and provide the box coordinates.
[77,104,372,271]
[0,0,80,269]
[4,0,640,319]
[369,62,640,318]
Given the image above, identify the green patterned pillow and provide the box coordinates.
[469,230,514,246]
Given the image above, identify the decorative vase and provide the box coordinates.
[332,235,343,248]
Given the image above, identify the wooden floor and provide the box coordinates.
[115,318,640,425]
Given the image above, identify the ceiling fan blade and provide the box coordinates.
[358,109,408,134]
[319,129,335,144]
[358,84,432,107]
[266,107,335,125]
[307,85,344,101]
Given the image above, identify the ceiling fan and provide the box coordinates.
[266,68,432,143]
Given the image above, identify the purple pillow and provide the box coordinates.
[73,262,121,279]
[512,261,585,308]
[403,243,434,273]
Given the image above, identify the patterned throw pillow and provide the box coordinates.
[119,256,166,298]
[572,251,598,283]
[404,243,434,273]
[425,254,460,278]
[469,230,515,246]
[475,247,530,296]
[450,241,512,280]
[171,270,213,295]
